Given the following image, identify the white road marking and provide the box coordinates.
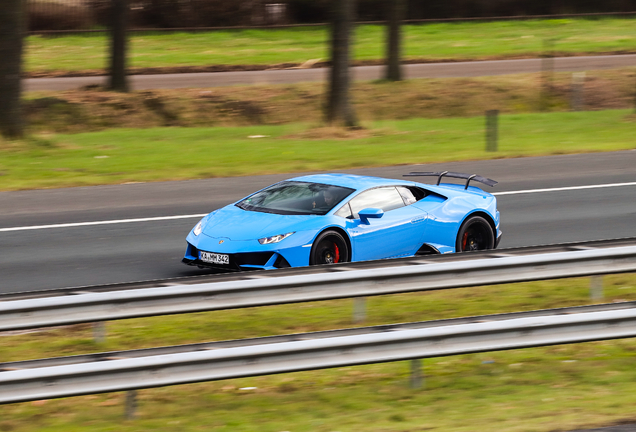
[492,181,636,196]
[1,181,634,233]
[0,214,207,232]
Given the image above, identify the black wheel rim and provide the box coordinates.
[315,237,346,264]
[462,226,488,251]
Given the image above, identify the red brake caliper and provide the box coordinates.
[333,243,340,263]
[462,232,468,250]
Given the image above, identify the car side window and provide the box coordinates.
[348,187,405,219]
[335,202,353,219]
[396,186,417,205]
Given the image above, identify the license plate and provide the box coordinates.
[199,251,230,265]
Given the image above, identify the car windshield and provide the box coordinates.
[236,181,355,215]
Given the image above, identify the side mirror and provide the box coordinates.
[358,208,384,223]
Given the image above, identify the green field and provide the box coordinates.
[1,109,634,191]
[26,18,636,74]
[2,274,636,431]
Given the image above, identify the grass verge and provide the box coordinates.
[1,274,636,431]
[25,18,636,76]
[1,108,634,191]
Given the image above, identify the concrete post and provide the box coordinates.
[540,39,555,111]
[571,72,585,111]
[353,297,367,323]
[125,390,137,420]
[410,359,423,389]
[590,275,603,301]
[93,321,106,343]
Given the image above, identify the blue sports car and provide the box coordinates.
[182,172,501,271]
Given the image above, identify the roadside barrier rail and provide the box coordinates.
[1,238,635,332]
[4,238,634,301]
[2,301,636,404]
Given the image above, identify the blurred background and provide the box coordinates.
[26,0,636,32]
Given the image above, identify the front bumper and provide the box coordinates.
[182,242,292,271]
[495,230,503,248]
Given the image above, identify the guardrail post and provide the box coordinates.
[353,297,366,323]
[570,72,585,111]
[485,109,499,152]
[590,275,604,300]
[410,359,423,389]
[125,390,137,420]
[93,322,106,343]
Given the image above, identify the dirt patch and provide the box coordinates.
[281,126,410,140]
[25,96,76,111]
[142,91,181,126]
[282,126,372,140]
[198,92,267,123]
[21,69,636,134]
[581,75,636,110]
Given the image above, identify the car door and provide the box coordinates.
[339,186,428,261]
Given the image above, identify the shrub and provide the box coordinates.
[28,0,95,31]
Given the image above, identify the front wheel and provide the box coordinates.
[310,230,350,265]
[455,216,495,252]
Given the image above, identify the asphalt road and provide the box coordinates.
[24,54,636,91]
[1,150,635,294]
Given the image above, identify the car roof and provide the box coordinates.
[288,173,414,192]
[287,173,494,199]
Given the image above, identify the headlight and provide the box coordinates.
[258,232,294,245]
[193,221,203,236]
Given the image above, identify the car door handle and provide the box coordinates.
[410,215,427,224]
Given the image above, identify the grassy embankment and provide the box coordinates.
[25,18,636,75]
[1,106,634,191]
[4,17,633,190]
[2,274,636,431]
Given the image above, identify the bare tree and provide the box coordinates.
[385,0,406,81]
[0,0,25,138]
[325,0,358,127]
[108,0,129,92]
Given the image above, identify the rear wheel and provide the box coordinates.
[310,230,349,265]
[455,216,494,252]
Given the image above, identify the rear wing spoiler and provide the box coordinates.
[404,171,498,189]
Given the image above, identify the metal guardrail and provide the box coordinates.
[4,237,634,301]
[1,239,636,332]
[3,301,636,404]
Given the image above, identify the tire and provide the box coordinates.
[455,216,495,253]
[310,230,350,265]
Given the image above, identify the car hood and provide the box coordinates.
[201,204,320,241]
